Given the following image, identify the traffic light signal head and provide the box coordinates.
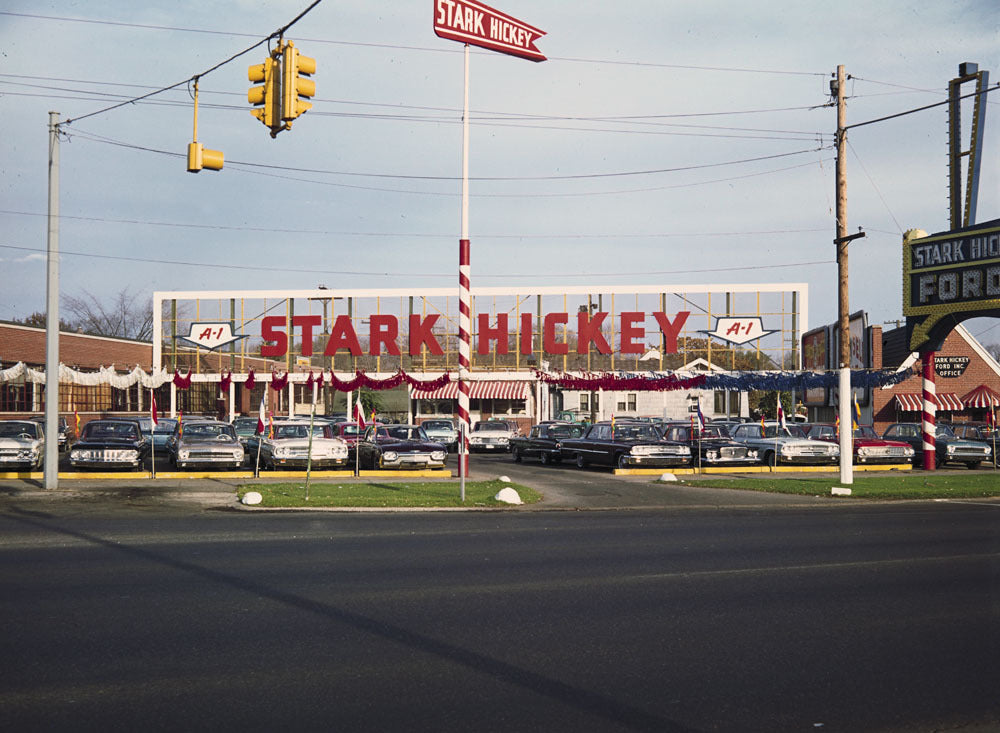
[187,142,224,173]
[248,53,282,136]
[281,41,316,124]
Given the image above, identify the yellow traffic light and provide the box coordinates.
[248,53,282,137]
[281,41,316,124]
[187,142,224,173]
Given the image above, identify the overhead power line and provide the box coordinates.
[0,10,827,77]
[56,1,324,126]
[0,243,832,279]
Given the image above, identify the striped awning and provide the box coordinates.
[962,384,1000,409]
[894,392,963,411]
[413,381,528,401]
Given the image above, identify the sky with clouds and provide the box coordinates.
[2,0,999,345]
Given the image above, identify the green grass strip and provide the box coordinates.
[238,479,541,508]
[672,471,1000,499]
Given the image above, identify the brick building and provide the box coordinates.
[0,321,281,426]
[873,323,1000,434]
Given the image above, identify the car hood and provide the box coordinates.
[179,436,239,447]
[74,438,141,450]
[0,437,41,449]
[376,439,446,452]
[268,437,346,449]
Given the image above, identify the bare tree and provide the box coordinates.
[63,287,153,341]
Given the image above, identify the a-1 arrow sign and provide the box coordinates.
[179,322,248,351]
[701,317,778,345]
[433,0,546,62]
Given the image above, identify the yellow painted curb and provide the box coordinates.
[616,463,913,476]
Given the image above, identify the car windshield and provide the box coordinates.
[549,425,584,439]
[0,422,38,438]
[385,426,428,441]
[274,424,326,439]
[184,423,234,439]
[474,422,509,432]
[855,426,878,439]
[935,425,956,438]
[762,426,798,439]
[83,422,139,441]
[612,424,661,441]
[423,421,454,430]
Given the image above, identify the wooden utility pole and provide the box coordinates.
[834,65,855,485]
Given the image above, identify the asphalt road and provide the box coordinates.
[0,494,998,732]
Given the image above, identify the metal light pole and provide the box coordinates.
[44,112,61,489]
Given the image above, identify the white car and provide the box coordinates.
[0,420,44,470]
[729,421,839,467]
[468,420,518,452]
[257,421,349,469]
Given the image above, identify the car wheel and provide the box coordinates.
[617,453,630,469]
[765,451,777,468]
[966,461,981,470]
[575,453,586,469]
[512,448,522,463]
[540,451,551,466]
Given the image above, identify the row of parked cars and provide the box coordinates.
[506,417,997,470]
[49,415,450,472]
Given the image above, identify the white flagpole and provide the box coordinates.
[150,389,156,479]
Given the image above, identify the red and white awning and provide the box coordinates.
[412,381,528,401]
[894,392,963,411]
[962,384,1000,409]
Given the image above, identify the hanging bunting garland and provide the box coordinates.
[271,370,289,391]
[245,368,256,391]
[535,367,914,392]
[316,370,325,389]
[536,371,707,392]
[173,369,192,389]
[323,369,453,393]
[220,371,232,392]
[305,371,315,389]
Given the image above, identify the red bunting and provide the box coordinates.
[220,371,232,392]
[245,369,256,391]
[173,369,192,389]
[271,370,289,391]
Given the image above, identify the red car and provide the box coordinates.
[330,420,381,446]
[806,424,914,465]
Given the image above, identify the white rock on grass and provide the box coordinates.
[831,486,852,496]
[241,491,263,505]
[494,487,523,505]
[659,473,678,482]
[498,475,511,483]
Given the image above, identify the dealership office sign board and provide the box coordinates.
[153,284,807,374]
[904,218,1000,351]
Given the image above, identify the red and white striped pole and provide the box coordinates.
[922,351,936,470]
[457,44,471,501]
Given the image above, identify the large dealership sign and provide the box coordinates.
[433,0,546,62]
[152,284,808,373]
[904,219,1000,351]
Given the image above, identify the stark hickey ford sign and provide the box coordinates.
[260,311,690,358]
[904,220,1000,351]
[433,0,546,62]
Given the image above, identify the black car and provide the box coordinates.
[509,422,586,465]
[882,422,992,469]
[949,423,999,444]
[30,416,72,452]
[69,419,148,470]
[558,420,691,470]
[658,422,761,468]
[357,424,448,470]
